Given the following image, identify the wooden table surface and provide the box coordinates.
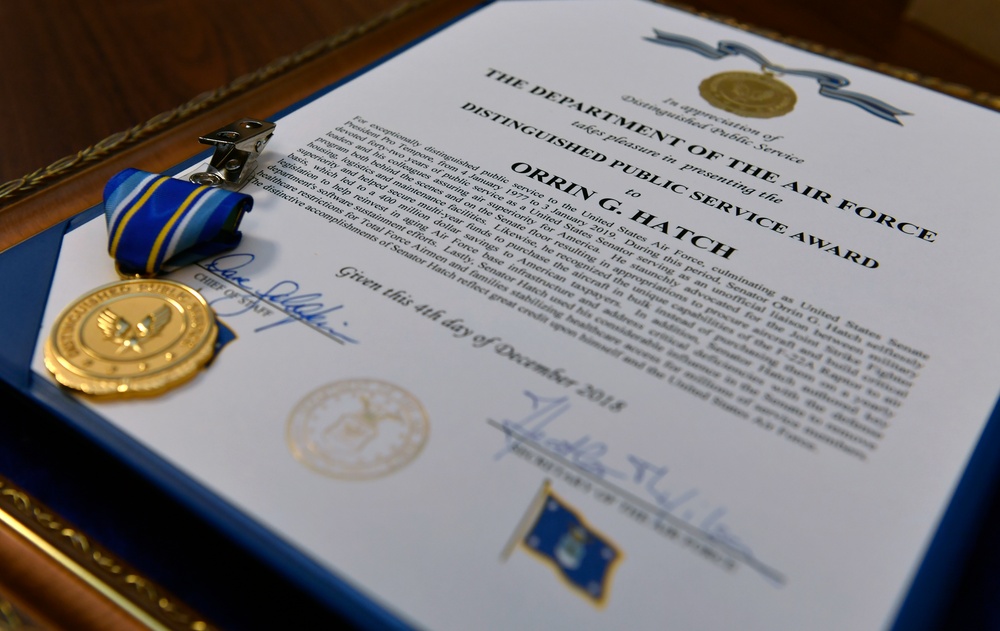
[1,0,998,203]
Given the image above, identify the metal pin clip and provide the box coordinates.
[189,118,276,191]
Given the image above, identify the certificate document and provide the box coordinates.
[28,0,1000,628]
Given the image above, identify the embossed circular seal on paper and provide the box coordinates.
[287,379,430,480]
[44,279,217,397]
[699,71,796,119]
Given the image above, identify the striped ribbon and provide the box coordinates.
[104,168,253,276]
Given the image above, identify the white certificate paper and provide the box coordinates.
[31,1,1000,628]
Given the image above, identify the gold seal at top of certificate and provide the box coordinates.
[699,71,797,119]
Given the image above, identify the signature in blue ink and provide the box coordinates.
[203,253,358,344]
[495,391,753,559]
[495,393,626,480]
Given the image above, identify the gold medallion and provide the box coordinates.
[699,71,796,118]
[44,279,217,397]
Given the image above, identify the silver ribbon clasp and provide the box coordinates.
[189,118,276,191]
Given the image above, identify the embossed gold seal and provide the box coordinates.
[287,379,430,480]
[699,71,796,118]
[44,279,217,396]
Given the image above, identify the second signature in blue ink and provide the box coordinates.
[494,391,754,560]
[203,253,358,344]
[495,393,626,480]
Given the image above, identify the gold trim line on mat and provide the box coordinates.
[0,475,215,631]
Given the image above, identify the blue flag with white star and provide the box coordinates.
[522,489,621,606]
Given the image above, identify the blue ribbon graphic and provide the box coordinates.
[645,30,911,125]
[104,168,253,276]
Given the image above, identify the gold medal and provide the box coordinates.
[44,279,217,397]
[699,71,796,119]
[41,119,274,398]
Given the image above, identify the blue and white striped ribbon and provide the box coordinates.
[104,168,253,276]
